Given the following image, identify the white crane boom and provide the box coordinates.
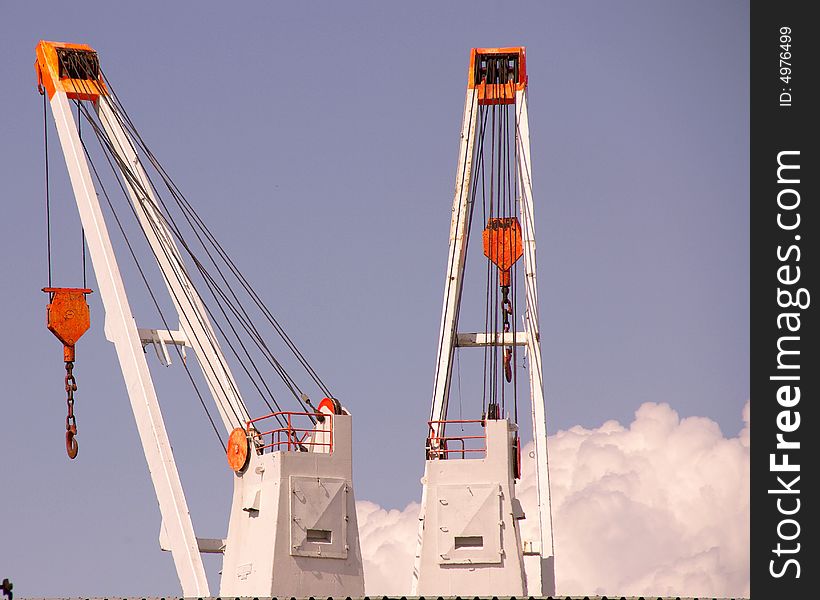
[37,40,209,596]
[35,40,365,599]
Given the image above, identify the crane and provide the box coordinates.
[35,40,364,597]
[412,47,556,597]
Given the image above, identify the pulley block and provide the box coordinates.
[43,287,92,459]
[43,287,93,362]
[482,217,523,287]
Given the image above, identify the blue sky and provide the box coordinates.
[1,1,748,595]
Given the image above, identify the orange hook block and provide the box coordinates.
[482,217,523,287]
[42,287,93,362]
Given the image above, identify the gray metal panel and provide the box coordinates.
[289,475,349,559]
[437,483,502,565]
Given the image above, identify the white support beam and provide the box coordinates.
[138,328,191,347]
[95,96,249,433]
[196,537,226,554]
[455,331,529,348]
[160,521,225,554]
[49,90,209,597]
[139,328,190,367]
[516,88,555,596]
[429,88,480,435]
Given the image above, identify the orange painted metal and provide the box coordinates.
[468,46,527,105]
[317,397,342,415]
[226,427,250,472]
[482,217,523,287]
[35,40,107,101]
[42,288,93,362]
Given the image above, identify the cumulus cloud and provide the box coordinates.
[356,401,750,597]
[355,500,420,595]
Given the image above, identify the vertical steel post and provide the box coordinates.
[428,88,480,433]
[516,88,556,595]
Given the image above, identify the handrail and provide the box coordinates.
[248,410,333,454]
[427,419,486,459]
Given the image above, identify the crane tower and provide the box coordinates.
[412,47,555,597]
[35,40,364,598]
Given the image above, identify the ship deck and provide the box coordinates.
[18,595,751,600]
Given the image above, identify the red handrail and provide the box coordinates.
[247,411,333,454]
[427,419,486,459]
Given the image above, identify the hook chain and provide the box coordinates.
[65,361,79,459]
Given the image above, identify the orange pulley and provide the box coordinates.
[43,287,92,459]
[226,427,250,473]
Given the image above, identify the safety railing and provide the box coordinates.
[426,419,487,460]
[247,411,333,454]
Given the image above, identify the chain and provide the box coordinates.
[501,284,513,382]
[64,361,79,459]
[501,284,512,333]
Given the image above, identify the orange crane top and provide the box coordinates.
[468,47,527,105]
[35,40,107,101]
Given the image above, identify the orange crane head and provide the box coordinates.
[35,40,107,101]
[468,47,527,105]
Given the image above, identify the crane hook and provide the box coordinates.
[43,288,92,461]
[503,347,513,383]
[66,424,78,459]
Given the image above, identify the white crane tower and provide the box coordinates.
[35,40,364,598]
[412,47,556,597]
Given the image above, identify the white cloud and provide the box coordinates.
[355,500,420,595]
[356,401,750,597]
